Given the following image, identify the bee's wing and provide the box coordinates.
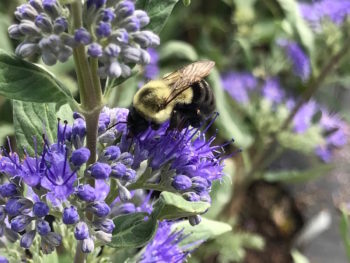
[162,61,215,106]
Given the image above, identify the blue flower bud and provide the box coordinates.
[63,206,80,225]
[108,62,122,78]
[189,215,201,226]
[182,192,200,202]
[29,0,43,12]
[105,43,120,57]
[93,218,115,233]
[88,43,103,58]
[33,201,50,218]
[76,184,96,202]
[19,20,40,36]
[5,198,33,216]
[101,146,121,162]
[81,237,94,253]
[115,1,135,18]
[15,42,38,58]
[88,201,110,217]
[36,220,51,236]
[110,29,129,44]
[8,24,24,39]
[73,112,84,120]
[200,192,211,203]
[95,230,112,243]
[120,63,131,77]
[111,163,126,179]
[96,22,111,38]
[35,14,52,33]
[11,215,32,232]
[101,8,116,22]
[133,31,160,48]
[191,176,210,193]
[20,230,36,249]
[15,4,38,20]
[72,118,86,138]
[121,16,140,32]
[123,168,136,182]
[53,17,68,34]
[88,162,111,179]
[74,222,89,240]
[74,28,92,45]
[140,49,151,64]
[0,256,8,263]
[70,147,90,167]
[134,10,150,28]
[172,175,192,191]
[42,0,59,18]
[118,152,134,166]
[41,49,57,65]
[0,183,18,198]
[122,47,141,63]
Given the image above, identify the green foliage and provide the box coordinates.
[182,0,191,6]
[13,101,57,155]
[172,218,232,249]
[291,249,310,263]
[0,50,73,104]
[136,0,180,33]
[153,191,210,220]
[159,41,198,61]
[109,212,158,249]
[0,124,14,145]
[262,164,333,183]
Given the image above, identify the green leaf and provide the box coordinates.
[182,0,191,6]
[136,0,180,33]
[159,41,198,62]
[172,218,232,249]
[13,101,57,156]
[109,212,158,248]
[153,191,210,220]
[209,67,253,148]
[0,124,14,145]
[0,49,73,104]
[262,164,333,183]
[0,16,12,52]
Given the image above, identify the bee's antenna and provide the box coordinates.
[106,121,128,131]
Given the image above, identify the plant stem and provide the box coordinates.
[74,242,86,263]
[71,1,104,166]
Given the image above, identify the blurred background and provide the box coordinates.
[1,0,350,262]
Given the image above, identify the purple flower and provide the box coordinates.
[33,202,50,218]
[172,175,192,191]
[75,222,89,240]
[140,222,190,263]
[70,148,90,167]
[221,72,257,104]
[36,220,51,236]
[76,184,96,202]
[143,48,159,79]
[278,39,311,81]
[262,78,285,103]
[88,162,111,179]
[63,206,80,225]
[293,100,317,133]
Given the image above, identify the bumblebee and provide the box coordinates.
[127,61,216,135]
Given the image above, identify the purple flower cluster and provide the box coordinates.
[299,0,350,28]
[8,0,74,65]
[278,39,311,82]
[83,0,160,78]
[0,106,228,257]
[140,221,190,263]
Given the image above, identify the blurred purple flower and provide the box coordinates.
[299,0,350,28]
[278,39,311,81]
[143,48,159,79]
[221,72,257,104]
[262,78,285,103]
[292,100,317,133]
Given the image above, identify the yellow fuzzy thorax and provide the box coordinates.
[133,80,194,124]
